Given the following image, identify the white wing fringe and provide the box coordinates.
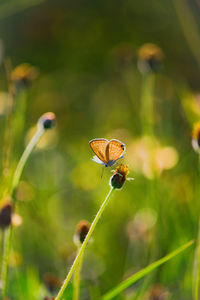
[91,155,105,165]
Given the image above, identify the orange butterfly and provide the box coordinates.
[89,138,125,167]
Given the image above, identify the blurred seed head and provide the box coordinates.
[37,112,56,131]
[74,220,90,246]
[137,43,164,74]
[110,164,129,189]
[192,121,200,153]
[11,63,38,90]
[144,284,170,300]
[43,273,61,293]
[0,202,12,229]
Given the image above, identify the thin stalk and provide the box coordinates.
[55,187,115,300]
[0,127,44,298]
[73,248,84,300]
[140,73,155,136]
[11,127,44,202]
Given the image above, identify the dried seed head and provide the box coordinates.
[137,43,164,74]
[74,220,90,246]
[0,203,12,229]
[11,63,38,89]
[110,164,129,189]
[144,284,170,300]
[38,112,56,131]
[43,273,61,293]
[192,122,200,153]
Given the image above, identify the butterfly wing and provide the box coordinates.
[106,139,125,163]
[89,139,109,164]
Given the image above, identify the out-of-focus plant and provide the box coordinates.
[127,136,178,179]
[0,112,56,298]
[100,240,193,300]
[137,43,164,136]
[73,220,90,300]
[192,122,200,300]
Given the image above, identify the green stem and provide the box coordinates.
[140,73,155,136]
[73,248,84,300]
[11,127,44,203]
[55,187,115,300]
[0,127,44,298]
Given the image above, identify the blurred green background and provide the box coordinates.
[0,0,200,299]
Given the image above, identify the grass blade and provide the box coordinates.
[101,240,194,300]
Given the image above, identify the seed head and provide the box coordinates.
[0,203,12,229]
[38,112,56,131]
[110,164,129,189]
[137,43,164,74]
[43,273,61,293]
[192,122,200,153]
[11,63,38,89]
[74,220,90,246]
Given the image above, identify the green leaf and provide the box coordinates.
[100,240,194,300]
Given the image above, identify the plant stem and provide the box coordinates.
[0,127,44,298]
[11,127,44,203]
[140,73,155,136]
[73,248,84,300]
[55,187,115,300]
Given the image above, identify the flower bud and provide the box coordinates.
[37,112,56,131]
[192,122,200,153]
[74,220,90,246]
[110,164,129,189]
[137,43,164,74]
[0,203,12,229]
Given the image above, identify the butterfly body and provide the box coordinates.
[89,138,125,167]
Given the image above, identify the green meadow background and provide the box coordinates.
[0,0,200,299]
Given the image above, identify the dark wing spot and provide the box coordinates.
[121,144,124,149]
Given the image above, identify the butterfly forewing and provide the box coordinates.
[89,139,109,164]
[106,139,125,162]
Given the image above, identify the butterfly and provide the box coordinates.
[89,138,125,167]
